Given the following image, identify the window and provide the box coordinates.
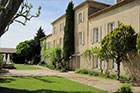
[59,38,63,48]
[91,27,100,43]
[54,27,57,35]
[106,21,118,35]
[112,59,117,70]
[90,55,94,69]
[77,11,84,24]
[60,23,64,32]
[53,40,56,48]
[104,60,108,70]
[79,31,84,46]
[95,57,99,69]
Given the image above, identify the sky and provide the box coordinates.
[0,0,114,48]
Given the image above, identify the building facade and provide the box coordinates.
[41,0,140,80]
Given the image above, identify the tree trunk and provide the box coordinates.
[100,61,103,74]
[0,0,24,37]
[117,61,120,80]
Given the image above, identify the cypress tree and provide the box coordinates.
[63,1,75,62]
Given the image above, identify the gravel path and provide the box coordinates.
[0,65,140,93]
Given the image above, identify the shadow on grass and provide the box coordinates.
[0,77,16,83]
[0,86,95,93]
[33,77,55,83]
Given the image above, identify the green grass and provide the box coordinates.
[0,76,108,93]
[14,64,40,70]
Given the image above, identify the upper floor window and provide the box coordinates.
[53,27,57,35]
[105,21,119,35]
[91,26,102,44]
[78,31,85,46]
[53,40,56,48]
[77,11,84,24]
[60,22,64,32]
[59,38,63,48]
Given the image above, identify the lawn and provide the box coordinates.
[14,64,40,70]
[0,76,109,93]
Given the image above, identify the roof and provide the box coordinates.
[51,0,110,24]
[40,34,52,40]
[0,48,16,53]
[89,0,134,19]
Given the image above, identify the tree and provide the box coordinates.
[99,23,137,80]
[63,1,74,62]
[33,27,45,64]
[0,54,4,69]
[16,40,34,63]
[0,0,41,37]
[136,33,140,55]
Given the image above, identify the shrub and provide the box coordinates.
[75,69,88,74]
[120,75,130,81]
[117,84,132,93]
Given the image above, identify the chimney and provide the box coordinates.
[115,0,124,4]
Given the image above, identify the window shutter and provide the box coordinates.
[104,60,108,70]
[80,56,82,68]
[56,27,57,34]
[90,55,94,69]
[82,31,84,45]
[82,11,84,22]
[98,26,102,43]
[98,58,100,69]
[94,29,96,43]
[91,29,94,44]
[114,62,117,71]
[77,14,79,24]
[105,24,108,35]
[77,32,79,46]
[115,20,119,28]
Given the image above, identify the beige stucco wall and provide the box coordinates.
[87,0,140,77]
[49,16,65,48]
[74,4,89,54]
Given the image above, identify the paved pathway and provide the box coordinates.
[0,65,140,93]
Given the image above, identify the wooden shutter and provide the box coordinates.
[82,11,84,22]
[77,14,79,24]
[77,32,79,46]
[91,29,94,44]
[82,31,84,45]
[98,58,100,69]
[104,60,108,70]
[94,29,96,43]
[115,20,119,28]
[114,62,117,71]
[98,26,102,42]
[90,55,94,69]
[105,24,108,35]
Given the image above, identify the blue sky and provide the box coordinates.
[0,0,114,48]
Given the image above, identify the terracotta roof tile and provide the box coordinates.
[0,48,16,53]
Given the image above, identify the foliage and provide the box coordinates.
[75,69,131,81]
[136,33,140,55]
[63,1,75,62]
[117,84,132,93]
[15,27,45,64]
[0,77,108,93]
[81,47,100,57]
[16,40,35,64]
[99,23,137,80]
[33,27,46,64]
[0,54,4,69]
[0,0,41,36]
[75,69,88,74]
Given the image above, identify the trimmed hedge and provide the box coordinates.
[117,84,132,93]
